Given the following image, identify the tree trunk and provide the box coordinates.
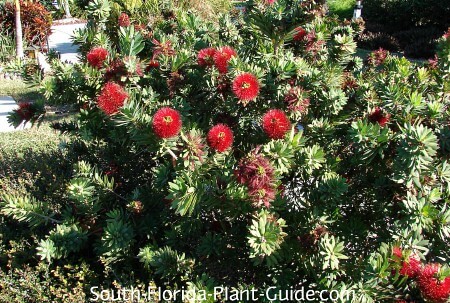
[63,0,72,18]
[14,0,24,59]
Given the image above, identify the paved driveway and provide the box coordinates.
[48,23,86,63]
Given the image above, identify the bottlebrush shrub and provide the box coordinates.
[7,101,45,128]
[4,0,450,301]
[0,0,52,50]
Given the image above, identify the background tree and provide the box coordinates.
[60,0,72,18]
[14,0,24,58]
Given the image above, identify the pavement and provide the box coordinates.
[0,96,30,132]
[48,22,86,63]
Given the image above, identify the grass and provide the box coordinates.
[0,78,74,169]
[0,78,43,103]
[0,114,74,154]
[0,112,75,205]
[327,0,355,20]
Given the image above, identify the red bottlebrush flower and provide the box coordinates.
[235,151,276,208]
[304,31,323,53]
[207,124,234,152]
[399,255,422,278]
[97,82,128,115]
[15,102,34,121]
[152,107,182,139]
[264,0,276,5]
[213,46,237,74]
[367,48,388,66]
[249,185,276,208]
[284,87,310,114]
[262,109,291,139]
[232,73,260,103]
[392,246,403,259]
[197,47,217,67]
[369,107,390,127]
[342,72,359,91]
[152,39,176,58]
[293,26,307,41]
[146,60,160,71]
[118,13,131,27]
[417,263,450,303]
[86,47,108,69]
[235,152,275,189]
[429,55,439,69]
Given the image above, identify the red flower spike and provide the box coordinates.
[232,73,260,103]
[369,107,390,127]
[235,151,277,208]
[152,107,182,139]
[392,246,403,259]
[118,13,131,27]
[146,60,160,71]
[197,48,217,67]
[152,39,176,58]
[262,109,291,139]
[293,27,307,41]
[399,255,422,278]
[417,263,450,303]
[87,47,108,69]
[97,82,128,115]
[367,48,388,66]
[284,86,310,114]
[213,46,237,74]
[207,124,234,152]
[16,102,35,121]
[429,55,439,69]
[235,153,275,189]
[249,185,276,208]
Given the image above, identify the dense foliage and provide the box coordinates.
[0,0,52,50]
[2,0,450,301]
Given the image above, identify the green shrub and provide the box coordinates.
[40,61,88,106]
[3,0,450,301]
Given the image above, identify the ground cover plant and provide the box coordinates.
[2,0,450,302]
